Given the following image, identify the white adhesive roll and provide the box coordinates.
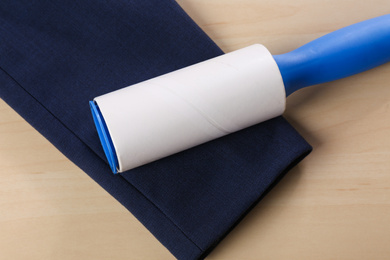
[93,44,286,173]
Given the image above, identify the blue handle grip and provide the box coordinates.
[273,14,390,96]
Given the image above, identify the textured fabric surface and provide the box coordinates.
[0,1,312,259]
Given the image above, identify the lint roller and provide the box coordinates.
[90,15,390,173]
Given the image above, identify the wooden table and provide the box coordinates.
[1,1,389,259]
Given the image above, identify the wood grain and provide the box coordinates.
[1,1,390,259]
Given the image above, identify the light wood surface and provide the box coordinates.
[1,1,390,259]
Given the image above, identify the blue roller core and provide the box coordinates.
[89,101,119,174]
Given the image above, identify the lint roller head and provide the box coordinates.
[90,14,390,173]
[90,44,285,173]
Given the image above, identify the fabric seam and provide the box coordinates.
[0,64,204,252]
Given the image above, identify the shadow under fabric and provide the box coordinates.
[0,1,311,259]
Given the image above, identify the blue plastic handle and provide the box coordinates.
[273,14,390,96]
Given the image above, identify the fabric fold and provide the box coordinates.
[0,1,311,259]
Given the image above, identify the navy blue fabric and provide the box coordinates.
[0,1,312,259]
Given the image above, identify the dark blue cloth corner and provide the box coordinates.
[0,0,312,259]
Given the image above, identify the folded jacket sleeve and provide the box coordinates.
[0,0,312,259]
